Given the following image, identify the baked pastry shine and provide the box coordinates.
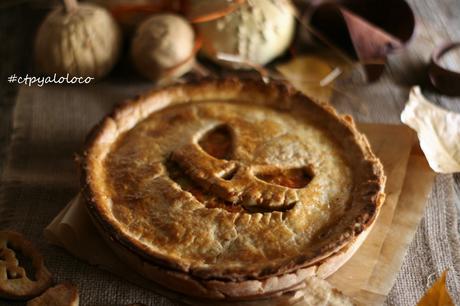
[82,79,385,296]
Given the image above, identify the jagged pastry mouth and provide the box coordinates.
[165,158,313,213]
[165,123,314,213]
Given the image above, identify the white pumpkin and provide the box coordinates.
[35,2,122,80]
[196,0,296,69]
[131,14,195,83]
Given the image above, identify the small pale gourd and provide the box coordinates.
[195,0,296,69]
[131,14,195,83]
[35,0,122,80]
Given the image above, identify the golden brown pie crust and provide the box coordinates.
[81,78,385,299]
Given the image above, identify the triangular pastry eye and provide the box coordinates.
[198,124,233,160]
[255,167,314,189]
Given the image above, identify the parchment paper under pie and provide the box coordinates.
[45,124,435,306]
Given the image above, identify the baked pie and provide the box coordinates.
[82,79,385,300]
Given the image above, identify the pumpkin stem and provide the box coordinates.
[62,0,79,13]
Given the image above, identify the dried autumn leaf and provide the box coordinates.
[417,270,454,306]
[276,55,343,103]
[401,86,460,173]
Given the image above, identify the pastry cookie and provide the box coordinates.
[0,231,53,300]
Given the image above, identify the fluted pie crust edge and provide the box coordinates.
[81,78,386,299]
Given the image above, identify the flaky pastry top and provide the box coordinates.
[83,79,385,281]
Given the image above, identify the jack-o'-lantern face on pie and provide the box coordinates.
[169,114,315,213]
[84,80,385,286]
[107,102,351,216]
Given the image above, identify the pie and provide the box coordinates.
[82,78,385,300]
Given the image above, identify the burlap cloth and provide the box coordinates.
[1,83,459,305]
